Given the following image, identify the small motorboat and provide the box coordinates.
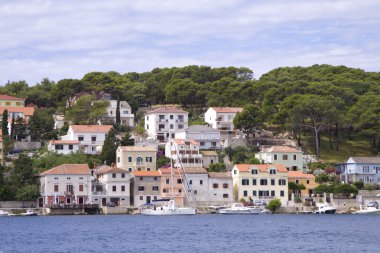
[219,203,261,214]
[353,205,380,214]
[21,209,38,216]
[0,210,10,217]
[314,203,336,214]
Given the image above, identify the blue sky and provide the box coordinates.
[1,0,380,85]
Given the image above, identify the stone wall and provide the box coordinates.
[0,201,36,208]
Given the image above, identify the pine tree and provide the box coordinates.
[1,109,9,135]
[120,132,135,146]
[115,97,121,125]
[100,128,118,165]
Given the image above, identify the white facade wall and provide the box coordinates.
[208,177,233,204]
[95,172,131,206]
[255,151,304,171]
[175,129,221,149]
[165,141,203,168]
[145,112,188,142]
[186,173,209,203]
[61,128,108,155]
[47,143,80,155]
[342,157,380,184]
[205,108,239,131]
[103,100,134,127]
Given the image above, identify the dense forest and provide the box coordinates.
[1,64,380,157]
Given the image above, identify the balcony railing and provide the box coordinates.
[92,191,107,195]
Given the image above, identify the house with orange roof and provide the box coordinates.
[0,94,25,107]
[39,164,92,207]
[232,164,289,204]
[255,145,305,172]
[159,167,187,207]
[288,171,318,197]
[165,138,203,168]
[116,146,157,172]
[92,165,132,207]
[204,107,243,131]
[48,140,80,155]
[132,170,161,207]
[53,125,113,155]
[144,106,189,142]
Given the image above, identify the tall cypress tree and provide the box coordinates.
[2,109,9,135]
[115,97,121,125]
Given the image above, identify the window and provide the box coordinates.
[137,157,143,165]
[274,154,277,160]
[251,169,258,174]
[271,190,275,197]
[79,177,83,180]
[69,145,73,150]
[253,190,257,196]
[152,186,159,191]
[170,115,174,119]
[67,177,71,180]
[121,186,125,192]
[306,180,310,184]
[283,155,288,160]
[146,124,149,130]
[139,196,143,200]
[146,157,153,162]
[55,145,63,150]
[138,186,145,191]
[194,190,198,195]
[121,173,125,178]
[166,179,170,184]
[66,185,73,193]
[163,189,168,193]
[112,173,116,178]
[243,190,248,197]
[234,170,237,175]
[260,179,268,185]
[78,136,84,141]
[179,189,182,193]
[363,166,370,173]
[177,179,182,184]
[123,110,128,115]
[200,142,205,146]
[54,177,58,180]
[91,147,96,152]
[252,179,257,185]
[242,179,249,185]
[5,102,10,106]
[117,157,120,163]
[223,194,229,198]
[223,183,229,189]
[128,168,132,172]
[295,179,299,184]
[200,180,203,185]
[154,177,158,181]
[211,142,217,147]
[293,154,297,160]
[269,169,276,174]
[279,179,286,185]
[189,180,192,185]
[16,102,21,106]
[54,185,59,192]
[128,157,132,162]
[170,124,174,129]
[79,185,83,192]
[140,177,143,181]
[178,125,184,129]
[113,186,117,192]
[213,183,219,188]
[271,179,275,185]
[280,190,285,197]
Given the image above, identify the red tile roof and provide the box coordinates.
[95,165,126,174]
[288,171,315,179]
[40,164,90,176]
[211,107,243,113]
[133,171,161,177]
[0,95,24,101]
[70,125,113,133]
[49,140,79,145]
[234,164,288,173]
[208,172,231,178]
[159,168,182,175]
[118,146,156,152]
[173,138,199,145]
[146,107,188,114]
[0,106,35,116]
[264,146,302,153]
[183,167,208,174]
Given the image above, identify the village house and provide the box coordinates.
[53,125,113,155]
[255,145,305,171]
[208,172,233,205]
[0,95,25,107]
[165,139,203,168]
[232,164,289,204]
[159,167,187,207]
[39,164,92,207]
[144,107,188,142]
[204,107,243,131]
[182,168,209,205]
[92,165,132,207]
[175,125,221,150]
[288,171,318,197]
[116,146,157,172]
[99,99,134,127]
[201,150,219,168]
[339,157,380,184]
[132,170,161,207]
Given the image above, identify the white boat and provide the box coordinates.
[314,203,336,214]
[21,209,38,216]
[0,210,10,216]
[219,203,261,214]
[353,205,380,214]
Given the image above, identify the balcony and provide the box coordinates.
[92,191,107,195]
[64,191,74,196]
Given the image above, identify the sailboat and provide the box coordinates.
[141,137,196,215]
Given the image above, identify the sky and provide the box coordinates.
[1,0,380,85]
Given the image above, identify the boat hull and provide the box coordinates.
[219,208,261,215]
[141,207,196,216]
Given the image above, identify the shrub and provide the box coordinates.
[267,199,282,213]
[294,196,302,203]
[364,183,375,191]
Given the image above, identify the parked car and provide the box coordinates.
[367,201,379,208]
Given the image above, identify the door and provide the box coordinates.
[38,197,44,207]
[102,198,107,206]
[146,196,151,204]
[78,197,84,205]
[66,197,71,204]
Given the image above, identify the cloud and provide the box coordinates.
[0,0,379,84]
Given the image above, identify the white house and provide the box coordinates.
[58,125,113,155]
[144,107,188,142]
[99,100,134,127]
[165,139,203,168]
[39,164,92,207]
[48,140,80,155]
[255,146,304,171]
[204,107,243,131]
[92,165,132,207]
[340,157,380,184]
[201,150,219,168]
[175,125,221,149]
[208,172,233,205]
[183,168,209,205]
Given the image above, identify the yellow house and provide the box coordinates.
[288,171,318,197]
[116,146,157,172]
[232,164,289,204]
[0,95,25,107]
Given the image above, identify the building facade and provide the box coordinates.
[99,100,134,127]
[208,172,233,205]
[116,146,157,172]
[288,171,318,197]
[165,139,202,168]
[132,171,161,207]
[340,157,380,184]
[175,125,221,149]
[48,140,80,155]
[255,146,304,171]
[144,107,188,142]
[0,95,25,107]
[159,167,187,207]
[204,107,243,131]
[232,164,289,204]
[201,150,219,169]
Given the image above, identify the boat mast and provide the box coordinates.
[169,131,174,200]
